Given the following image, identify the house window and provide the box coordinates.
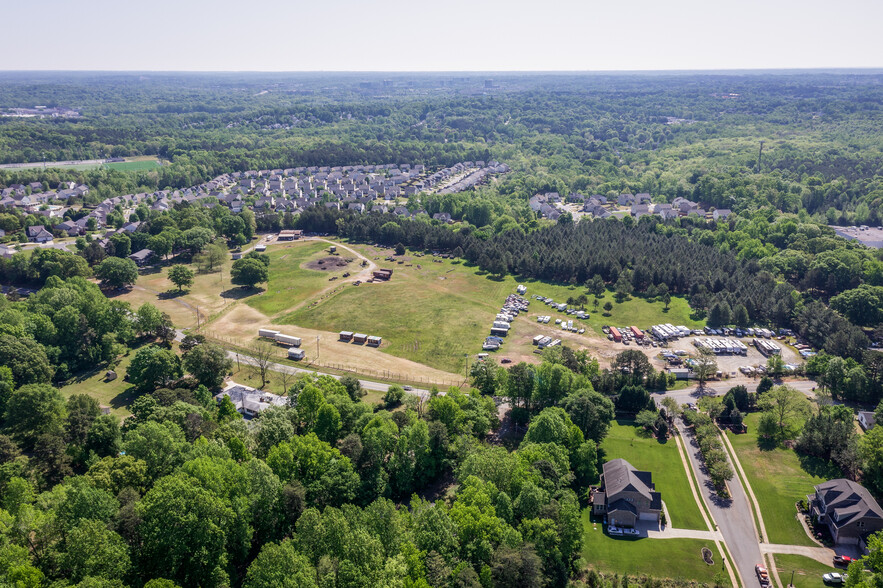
[858,521,866,529]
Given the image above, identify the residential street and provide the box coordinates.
[675,415,763,588]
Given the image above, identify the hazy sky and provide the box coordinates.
[3,0,881,71]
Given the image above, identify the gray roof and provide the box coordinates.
[816,479,883,528]
[602,458,655,501]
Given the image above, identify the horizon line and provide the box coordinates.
[1,67,882,75]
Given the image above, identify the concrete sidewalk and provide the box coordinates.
[647,527,724,541]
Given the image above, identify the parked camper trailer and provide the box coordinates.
[339,331,354,342]
[274,333,301,347]
[258,329,280,339]
[367,336,382,347]
[288,348,305,360]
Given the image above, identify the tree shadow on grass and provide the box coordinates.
[139,265,162,276]
[221,287,262,299]
[798,453,842,479]
[756,435,779,452]
[110,386,140,412]
[158,289,185,300]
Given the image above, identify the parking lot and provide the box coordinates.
[601,325,804,376]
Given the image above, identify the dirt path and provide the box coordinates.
[204,304,466,386]
[267,237,378,318]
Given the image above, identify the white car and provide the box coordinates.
[823,573,847,585]
[607,525,623,536]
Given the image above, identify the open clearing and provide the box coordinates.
[581,510,721,583]
[726,412,838,546]
[119,238,705,383]
[112,255,235,329]
[601,420,707,530]
[271,242,697,373]
[772,554,836,588]
[245,240,360,316]
[59,352,139,417]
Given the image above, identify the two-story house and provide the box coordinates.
[810,479,883,546]
[591,458,662,528]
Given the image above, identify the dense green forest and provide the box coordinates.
[1,71,882,222]
[4,71,883,588]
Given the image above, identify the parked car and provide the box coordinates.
[823,573,847,585]
[833,555,854,567]
[756,565,771,587]
[607,525,623,536]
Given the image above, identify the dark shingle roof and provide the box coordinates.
[603,458,655,501]
[816,479,883,528]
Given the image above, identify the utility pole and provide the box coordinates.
[236,353,240,372]
[316,336,320,360]
[196,306,200,330]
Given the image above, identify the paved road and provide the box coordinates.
[675,415,763,587]
[658,378,819,406]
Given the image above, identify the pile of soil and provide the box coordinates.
[305,256,350,271]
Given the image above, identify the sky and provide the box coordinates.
[3,0,882,71]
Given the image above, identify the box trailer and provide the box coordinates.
[275,333,301,347]
[630,326,644,339]
[366,336,382,347]
[339,331,354,341]
[353,333,368,344]
[609,327,622,342]
[288,348,305,360]
[258,329,280,339]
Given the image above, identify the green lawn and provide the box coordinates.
[726,413,838,546]
[278,244,701,373]
[581,510,723,583]
[601,420,707,531]
[246,241,359,317]
[102,160,162,171]
[59,352,140,417]
[773,554,837,588]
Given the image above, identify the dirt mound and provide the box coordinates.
[305,256,351,271]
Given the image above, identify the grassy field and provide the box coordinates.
[40,157,162,172]
[772,554,837,588]
[601,420,707,531]
[581,510,722,583]
[59,352,139,417]
[102,160,162,171]
[726,413,838,546]
[276,243,700,373]
[114,255,236,329]
[245,240,359,317]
